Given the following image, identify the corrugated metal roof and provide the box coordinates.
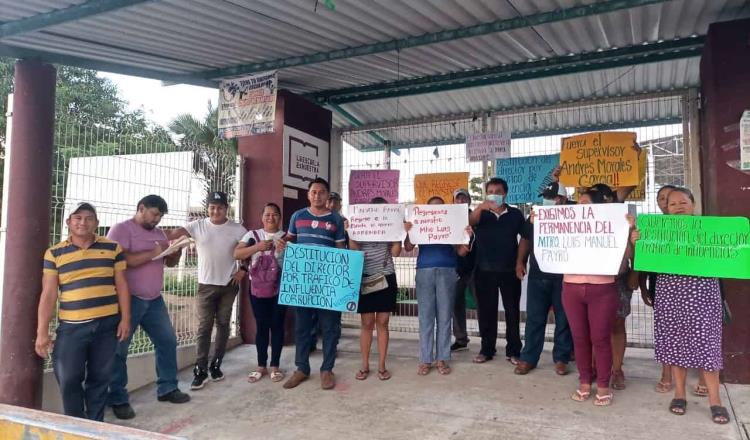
[0,0,748,130]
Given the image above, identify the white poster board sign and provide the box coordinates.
[282,125,330,190]
[534,203,630,275]
[348,204,405,242]
[466,131,511,162]
[406,204,470,245]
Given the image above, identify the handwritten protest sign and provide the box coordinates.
[406,204,469,245]
[634,215,750,279]
[559,132,639,188]
[496,154,560,204]
[466,131,512,162]
[414,172,469,205]
[347,204,405,242]
[349,170,400,204]
[534,203,630,275]
[572,148,646,202]
[278,244,364,312]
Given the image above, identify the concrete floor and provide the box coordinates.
[107,330,746,440]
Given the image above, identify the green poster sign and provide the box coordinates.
[634,214,750,279]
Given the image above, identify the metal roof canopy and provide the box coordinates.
[1,0,749,146]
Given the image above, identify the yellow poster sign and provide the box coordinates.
[572,146,647,201]
[414,172,469,205]
[559,132,639,188]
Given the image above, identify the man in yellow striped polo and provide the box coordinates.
[35,202,131,421]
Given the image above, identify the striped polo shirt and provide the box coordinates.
[287,208,346,247]
[43,236,126,322]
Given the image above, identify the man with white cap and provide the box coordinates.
[513,183,573,375]
[451,188,476,351]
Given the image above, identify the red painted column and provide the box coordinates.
[699,18,750,384]
[0,60,56,407]
[237,90,332,344]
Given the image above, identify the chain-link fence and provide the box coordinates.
[41,117,241,366]
[340,94,688,349]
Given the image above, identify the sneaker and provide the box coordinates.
[157,389,191,404]
[111,403,135,420]
[283,370,309,389]
[450,342,469,352]
[321,371,335,390]
[209,358,224,382]
[191,365,209,390]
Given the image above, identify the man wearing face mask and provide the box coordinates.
[513,182,573,376]
[469,178,525,365]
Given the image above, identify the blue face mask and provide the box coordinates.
[487,194,505,205]
[542,198,556,206]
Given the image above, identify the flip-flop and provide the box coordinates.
[571,389,591,402]
[417,363,431,376]
[377,369,392,381]
[594,393,613,407]
[655,380,673,393]
[693,384,709,397]
[355,369,370,380]
[247,370,265,383]
[436,362,451,375]
[611,370,626,390]
[270,370,285,382]
[669,398,687,415]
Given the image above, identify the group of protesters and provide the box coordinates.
[36,170,729,425]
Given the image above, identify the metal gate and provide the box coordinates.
[339,92,692,349]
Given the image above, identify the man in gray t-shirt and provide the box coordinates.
[168,191,247,390]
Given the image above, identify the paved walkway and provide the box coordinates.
[107,330,746,440]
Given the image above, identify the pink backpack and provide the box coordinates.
[248,230,281,298]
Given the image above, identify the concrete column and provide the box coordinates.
[0,60,56,408]
[699,17,750,383]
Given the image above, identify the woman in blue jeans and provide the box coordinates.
[404,196,471,376]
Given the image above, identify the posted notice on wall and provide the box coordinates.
[495,154,560,204]
[634,214,750,279]
[559,132,640,188]
[278,244,364,312]
[349,170,400,204]
[347,204,405,242]
[406,204,470,245]
[218,71,277,139]
[534,203,630,275]
[414,172,469,205]
[466,131,511,162]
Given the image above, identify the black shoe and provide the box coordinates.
[450,342,469,352]
[310,344,318,353]
[209,358,224,382]
[157,389,191,404]
[111,403,135,420]
[191,365,209,390]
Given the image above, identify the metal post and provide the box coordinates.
[383,140,392,170]
[481,114,489,198]
[0,93,13,337]
[0,60,56,409]
[685,88,702,213]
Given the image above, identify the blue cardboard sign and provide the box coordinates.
[496,154,560,204]
[278,244,364,312]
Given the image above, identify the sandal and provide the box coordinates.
[270,370,285,382]
[571,389,591,402]
[417,363,431,376]
[594,393,613,407]
[710,405,730,425]
[436,361,451,375]
[693,384,709,397]
[355,369,370,380]
[611,370,626,390]
[472,354,492,364]
[377,369,391,381]
[247,369,266,383]
[669,398,687,415]
[655,380,673,393]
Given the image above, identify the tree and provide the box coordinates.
[169,102,238,204]
[469,177,484,202]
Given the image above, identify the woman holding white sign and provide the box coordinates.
[630,187,729,424]
[348,197,401,381]
[404,196,471,376]
[562,189,632,407]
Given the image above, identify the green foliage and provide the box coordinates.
[470,176,484,202]
[163,274,198,297]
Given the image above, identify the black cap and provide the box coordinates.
[207,191,229,206]
[70,202,97,218]
[539,182,567,199]
[328,192,342,201]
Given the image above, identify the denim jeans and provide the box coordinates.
[294,307,341,375]
[519,277,572,366]
[53,314,119,421]
[108,295,178,404]
[416,267,456,363]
